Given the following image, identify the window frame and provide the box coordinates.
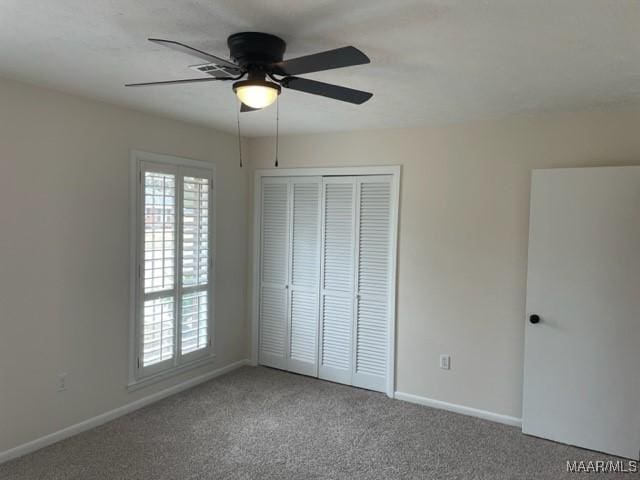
[128,150,216,390]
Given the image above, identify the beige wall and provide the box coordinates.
[247,108,640,418]
[0,78,249,452]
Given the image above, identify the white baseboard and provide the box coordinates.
[394,391,522,428]
[0,359,251,465]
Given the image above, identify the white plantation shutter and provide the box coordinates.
[352,176,392,392]
[137,159,214,378]
[141,165,177,370]
[259,177,290,369]
[182,176,210,288]
[181,290,208,353]
[318,177,356,385]
[142,297,175,367]
[180,172,212,358]
[287,178,321,376]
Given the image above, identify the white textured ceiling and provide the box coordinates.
[1,0,639,136]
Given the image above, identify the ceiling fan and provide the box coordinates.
[125,32,373,111]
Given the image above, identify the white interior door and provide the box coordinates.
[258,177,290,370]
[523,166,640,459]
[352,176,392,393]
[318,177,356,385]
[287,177,321,376]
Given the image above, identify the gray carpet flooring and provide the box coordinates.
[0,366,631,479]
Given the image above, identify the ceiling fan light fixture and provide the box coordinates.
[233,79,281,109]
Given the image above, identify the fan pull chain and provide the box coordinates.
[275,96,279,168]
[236,103,243,168]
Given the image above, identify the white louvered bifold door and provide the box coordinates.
[351,176,393,392]
[286,177,322,376]
[318,177,357,385]
[259,177,290,369]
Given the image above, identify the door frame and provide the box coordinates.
[250,165,401,397]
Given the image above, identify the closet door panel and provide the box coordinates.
[258,178,290,369]
[352,176,392,392]
[287,178,321,376]
[321,294,352,372]
[289,291,317,365]
[318,177,356,385]
[259,287,287,368]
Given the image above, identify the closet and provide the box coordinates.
[256,172,397,394]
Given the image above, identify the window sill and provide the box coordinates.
[127,354,216,392]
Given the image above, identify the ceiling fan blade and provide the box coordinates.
[281,77,372,104]
[271,46,370,76]
[148,38,240,70]
[125,77,230,87]
[240,103,260,113]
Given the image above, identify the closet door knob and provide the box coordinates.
[529,314,541,324]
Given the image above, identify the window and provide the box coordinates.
[130,152,214,384]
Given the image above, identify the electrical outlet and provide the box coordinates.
[57,373,68,392]
[439,355,451,370]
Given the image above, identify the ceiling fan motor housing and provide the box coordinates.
[227,32,287,71]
